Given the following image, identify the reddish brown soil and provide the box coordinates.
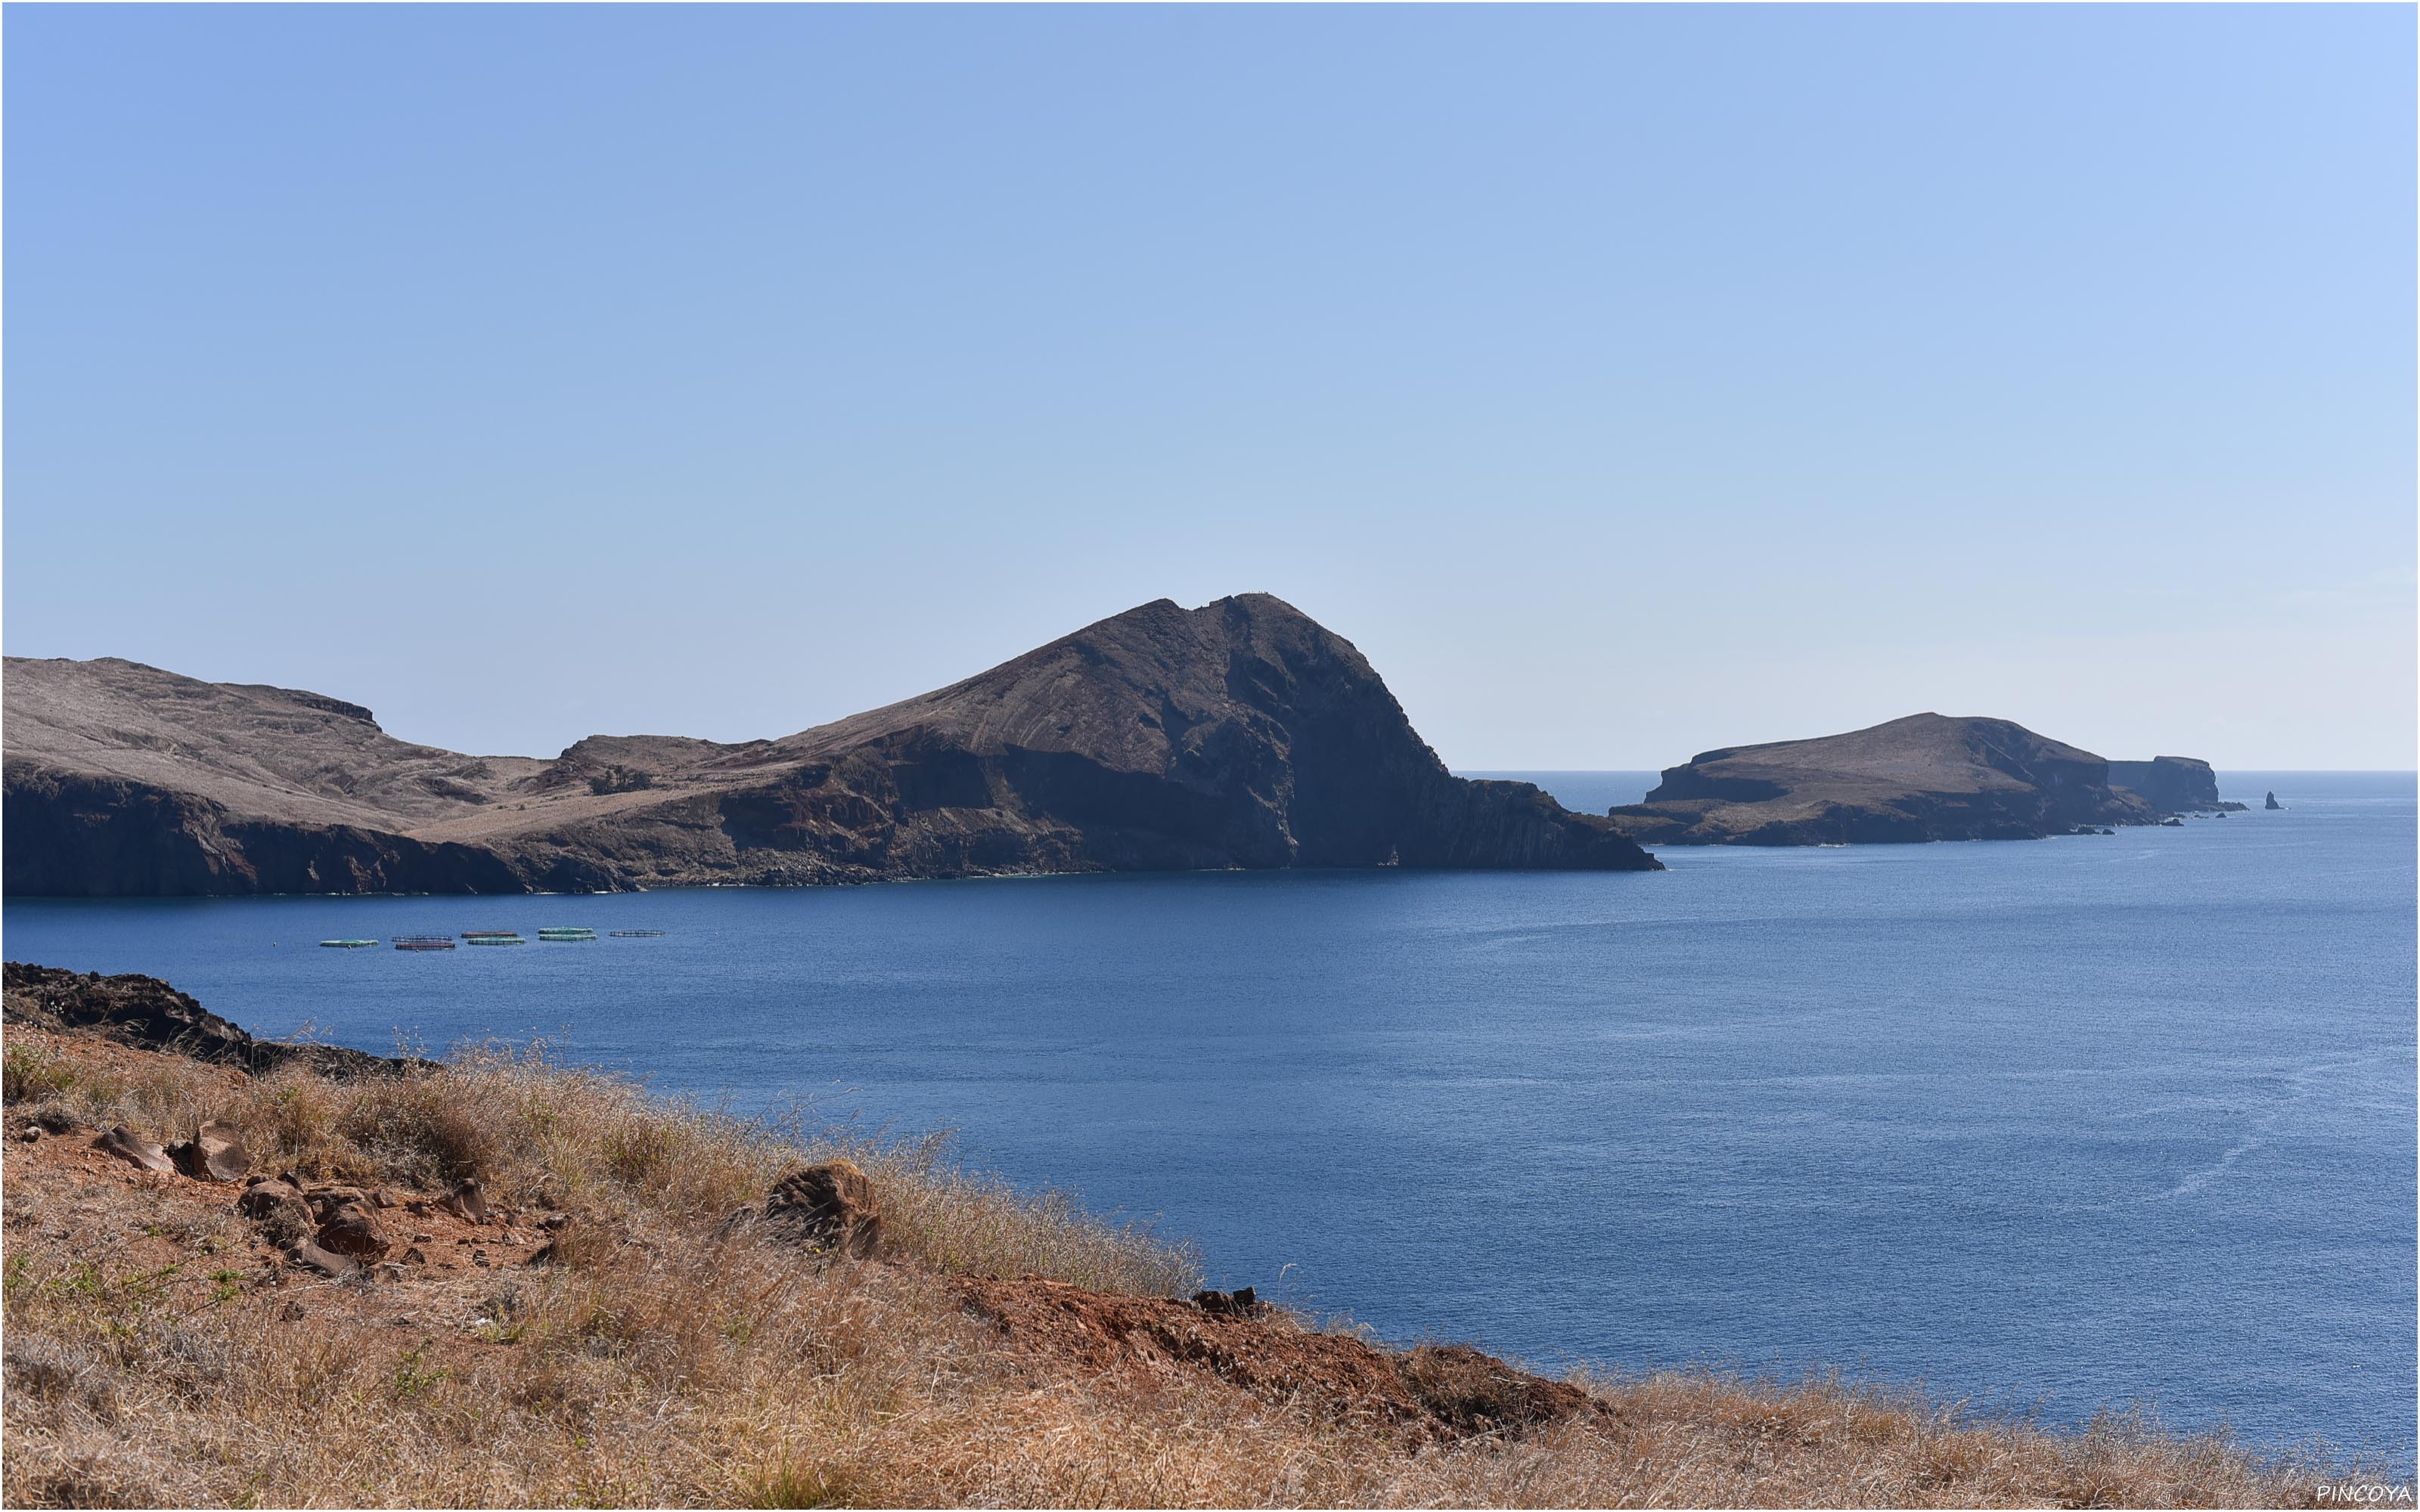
[5,1033,558,1383]
[948,1275,1603,1442]
[7,1024,1601,1448]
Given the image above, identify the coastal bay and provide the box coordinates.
[8,771,2410,1463]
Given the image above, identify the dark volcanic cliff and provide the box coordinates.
[2105,758,2245,814]
[1604,714,2161,846]
[4,595,1658,895]
[2,962,425,1078]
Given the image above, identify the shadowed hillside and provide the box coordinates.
[4,596,1657,895]
[1606,713,2221,846]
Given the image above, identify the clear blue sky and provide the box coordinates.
[6,5,2412,770]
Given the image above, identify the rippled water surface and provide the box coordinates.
[7,771,2412,1460]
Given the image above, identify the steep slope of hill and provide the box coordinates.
[1604,713,2163,845]
[3,595,1658,895]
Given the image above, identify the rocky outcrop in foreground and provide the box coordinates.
[1604,714,2216,846]
[5,596,1658,895]
[2,962,426,1079]
[949,1273,1602,1443]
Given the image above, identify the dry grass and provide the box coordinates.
[8,1036,1196,1297]
[2,1033,2390,1508]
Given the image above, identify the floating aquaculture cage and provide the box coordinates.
[607,930,666,937]
[319,939,379,949]
[461,931,520,939]
[396,939,458,951]
[537,928,597,941]
[466,935,526,946]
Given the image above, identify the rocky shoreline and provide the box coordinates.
[3,596,1657,897]
[1,962,427,1080]
[4,604,2257,887]
[1606,714,2241,847]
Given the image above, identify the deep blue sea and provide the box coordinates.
[6,771,2412,1462]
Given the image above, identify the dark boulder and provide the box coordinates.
[237,1175,303,1219]
[237,1175,316,1247]
[305,1186,389,1259]
[438,1178,489,1225]
[166,1120,252,1182]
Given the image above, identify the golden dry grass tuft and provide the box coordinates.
[2,1029,2390,1507]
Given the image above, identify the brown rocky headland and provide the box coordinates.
[1606,714,2238,847]
[3,595,1658,896]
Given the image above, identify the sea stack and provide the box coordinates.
[2266,791,2285,810]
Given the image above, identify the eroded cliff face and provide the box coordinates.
[3,596,1658,896]
[467,595,1656,886]
[2,768,528,897]
[2105,758,2242,814]
[1605,714,2159,847]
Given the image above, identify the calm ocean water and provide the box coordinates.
[5,771,2412,1460]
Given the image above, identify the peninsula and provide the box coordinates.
[3,595,1658,896]
[1605,714,2235,847]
